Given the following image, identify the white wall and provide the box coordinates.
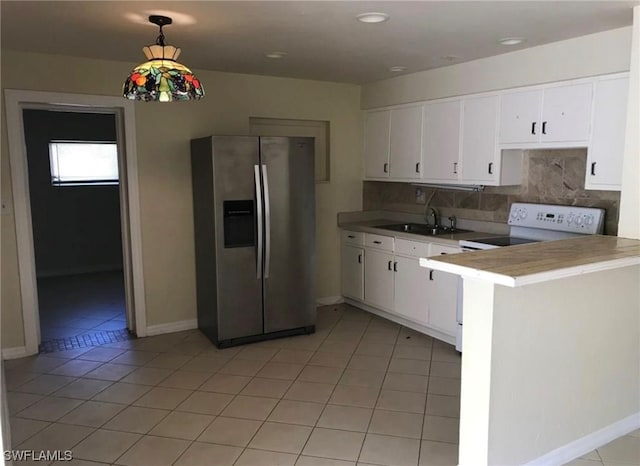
[362,27,631,109]
[619,6,640,240]
[460,266,640,465]
[1,50,363,349]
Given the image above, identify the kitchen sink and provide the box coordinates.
[376,223,471,236]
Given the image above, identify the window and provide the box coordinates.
[49,141,119,186]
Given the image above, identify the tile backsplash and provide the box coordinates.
[363,149,621,235]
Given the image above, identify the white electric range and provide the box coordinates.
[454,202,606,351]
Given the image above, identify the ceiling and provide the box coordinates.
[1,1,637,84]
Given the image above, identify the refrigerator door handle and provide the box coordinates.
[254,165,263,279]
[262,164,271,279]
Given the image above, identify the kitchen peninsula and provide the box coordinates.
[422,236,640,465]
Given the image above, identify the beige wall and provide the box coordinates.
[1,50,362,348]
[619,7,640,240]
[460,266,640,465]
[362,27,632,109]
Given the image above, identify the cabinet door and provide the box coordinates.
[499,89,543,144]
[426,269,459,337]
[541,83,593,143]
[422,100,462,182]
[342,245,364,301]
[364,110,391,178]
[426,244,460,337]
[390,105,423,179]
[461,95,499,183]
[364,249,394,311]
[394,256,429,326]
[586,76,628,190]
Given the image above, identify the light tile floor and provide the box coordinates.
[4,304,639,466]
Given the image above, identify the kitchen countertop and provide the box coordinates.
[339,219,501,248]
[421,235,640,287]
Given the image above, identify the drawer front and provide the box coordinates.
[395,238,429,257]
[342,230,365,246]
[429,244,461,256]
[365,233,394,251]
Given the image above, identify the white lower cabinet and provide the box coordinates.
[341,232,459,343]
[393,255,429,326]
[364,248,395,311]
[341,245,364,301]
[426,244,462,337]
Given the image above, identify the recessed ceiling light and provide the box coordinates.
[266,51,287,59]
[356,12,389,23]
[389,66,407,72]
[499,37,526,46]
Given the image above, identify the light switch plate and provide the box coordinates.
[415,187,426,204]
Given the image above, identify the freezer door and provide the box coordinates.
[211,136,264,341]
[260,137,316,333]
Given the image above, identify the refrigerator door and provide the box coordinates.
[260,137,316,333]
[211,136,264,341]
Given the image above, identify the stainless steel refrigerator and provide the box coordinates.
[190,136,316,348]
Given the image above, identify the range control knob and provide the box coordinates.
[520,210,527,219]
[585,216,594,226]
[510,211,518,219]
[567,214,575,224]
[575,216,584,226]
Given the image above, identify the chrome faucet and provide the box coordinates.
[427,207,439,227]
[448,215,457,231]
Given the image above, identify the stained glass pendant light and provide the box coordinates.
[123,15,204,102]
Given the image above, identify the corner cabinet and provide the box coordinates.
[585,75,629,190]
[341,231,365,301]
[363,105,423,180]
[363,110,391,178]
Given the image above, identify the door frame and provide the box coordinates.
[4,89,147,355]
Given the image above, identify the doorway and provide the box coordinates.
[4,90,147,357]
[22,110,128,351]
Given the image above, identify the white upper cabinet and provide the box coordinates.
[499,82,593,145]
[364,110,391,178]
[389,105,423,179]
[586,75,629,190]
[499,89,543,145]
[461,95,500,183]
[422,100,462,182]
[540,83,593,143]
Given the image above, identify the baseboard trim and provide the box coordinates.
[316,296,345,306]
[523,412,640,466]
[146,319,198,337]
[2,346,30,360]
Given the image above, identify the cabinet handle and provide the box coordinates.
[373,240,382,244]
[542,121,547,135]
[453,162,458,174]
[429,270,434,281]
[531,122,536,135]
[388,260,392,271]
[415,162,420,173]
[383,163,389,173]
[393,261,397,272]
[358,254,362,264]
[591,162,596,176]
[347,235,355,239]
[488,162,493,174]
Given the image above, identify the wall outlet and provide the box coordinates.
[415,188,426,204]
